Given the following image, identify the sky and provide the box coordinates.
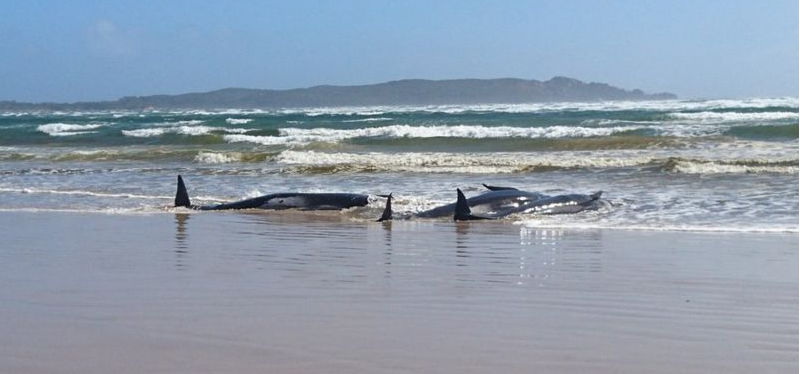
[0,0,797,102]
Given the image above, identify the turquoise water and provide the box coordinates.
[0,98,797,231]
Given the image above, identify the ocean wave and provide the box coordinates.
[171,119,205,125]
[668,111,799,122]
[223,134,297,145]
[194,151,242,164]
[274,150,798,174]
[37,123,106,136]
[0,146,282,163]
[281,125,642,139]
[122,125,252,137]
[340,117,394,123]
[263,97,799,116]
[225,118,254,124]
[662,159,798,174]
[222,125,644,145]
[275,150,636,173]
[218,122,794,145]
[5,97,797,118]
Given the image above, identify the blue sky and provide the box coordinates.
[1,0,797,102]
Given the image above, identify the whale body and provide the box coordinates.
[174,175,369,211]
[377,184,604,221]
[415,187,548,218]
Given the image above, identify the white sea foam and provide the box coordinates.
[0,186,230,204]
[668,111,799,122]
[76,97,793,117]
[668,160,798,174]
[0,187,169,199]
[220,121,796,145]
[137,119,206,127]
[274,147,798,174]
[259,97,799,116]
[194,151,242,164]
[7,97,797,119]
[225,118,254,124]
[37,123,106,136]
[223,134,295,145]
[122,125,253,137]
[341,117,394,123]
[122,128,171,137]
[222,125,645,146]
[275,150,653,173]
[280,125,641,139]
[173,119,205,125]
[89,98,795,118]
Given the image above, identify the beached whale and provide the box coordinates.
[377,184,603,221]
[414,184,549,219]
[452,188,603,221]
[174,175,370,211]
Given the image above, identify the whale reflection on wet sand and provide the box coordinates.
[0,212,796,373]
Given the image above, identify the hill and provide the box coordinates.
[0,77,676,110]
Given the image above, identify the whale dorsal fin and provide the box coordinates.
[454,189,491,221]
[174,175,192,208]
[377,193,393,222]
[482,183,518,191]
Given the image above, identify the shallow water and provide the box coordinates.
[0,212,796,373]
[1,98,798,232]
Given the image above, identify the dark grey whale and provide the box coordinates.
[174,175,370,211]
[377,184,603,221]
[452,188,603,221]
[414,184,549,219]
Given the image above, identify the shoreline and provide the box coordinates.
[0,209,797,234]
[1,211,796,374]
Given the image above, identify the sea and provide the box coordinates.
[0,97,797,232]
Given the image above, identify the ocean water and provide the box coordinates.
[0,98,797,232]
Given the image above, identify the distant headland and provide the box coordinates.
[1,77,676,110]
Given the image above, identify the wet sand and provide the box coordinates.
[0,211,797,373]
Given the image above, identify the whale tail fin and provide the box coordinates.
[589,191,603,201]
[454,189,491,221]
[377,193,393,222]
[482,183,518,191]
[175,175,192,208]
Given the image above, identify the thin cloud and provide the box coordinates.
[85,19,137,58]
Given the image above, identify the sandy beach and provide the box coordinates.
[0,211,796,373]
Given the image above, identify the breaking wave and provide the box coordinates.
[222,125,645,146]
[225,118,254,124]
[194,151,242,164]
[37,123,107,136]
[274,150,798,174]
[668,111,799,122]
[122,125,253,137]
